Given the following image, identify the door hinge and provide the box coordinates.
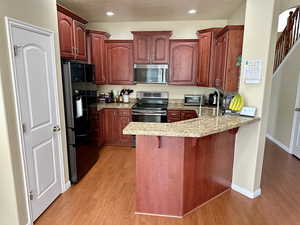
[22,123,26,133]
[29,190,35,201]
[13,45,22,57]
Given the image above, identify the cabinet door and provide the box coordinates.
[133,35,151,64]
[104,109,119,145]
[119,110,132,146]
[197,33,212,87]
[214,33,228,88]
[151,35,170,64]
[106,42,134,85]
[57,12,74,58]
[90,33,106,84]
[169,40,198,85]
[73,20,87,61]
[223,30,244,92]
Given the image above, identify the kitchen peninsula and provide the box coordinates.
[123,115,259,218]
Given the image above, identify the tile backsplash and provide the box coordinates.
[73,83,215,100]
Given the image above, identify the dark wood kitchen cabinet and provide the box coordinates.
[87,30,110,84]
[118,109,132,146]
[131,31,172,64]
[57,12,74,58]
[105,40,134,85]
[57,6,88,60]
[103,109,132,146]
[73,20,87,60]
[197,28,222,87]
[168,110,198,123]
[169,40,198,85]
[104,109,119,145]
[213,25,244,92]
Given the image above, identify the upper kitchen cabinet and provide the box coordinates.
[197,28,222,87]
[57,12,74,58]
[73,21,87,60]
[169,40,198,85]
[87,30,110,85]
[131,31,172,64]
[57,5,88,60]
[105,40,134,85]
[213,25,244,92]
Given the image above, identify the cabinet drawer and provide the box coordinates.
[168,110,181,118]
[181,110,198,120]
[167,110,181,123]
[119,109,131,117]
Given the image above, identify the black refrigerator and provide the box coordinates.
[62,61,99,184]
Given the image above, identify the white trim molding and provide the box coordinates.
[266,134,291,154]
[5,17,66,225]
[64,181,71,192]
[231,184,261,199]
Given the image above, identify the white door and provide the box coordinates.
[10,22,62,221]
[291,73,300,159]
[291,109,300,159]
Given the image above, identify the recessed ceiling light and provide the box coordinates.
[106,11,114,16]
[188,9,197,14]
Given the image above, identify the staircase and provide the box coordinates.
[274,7,300,72]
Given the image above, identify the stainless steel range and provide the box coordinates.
[132,91,169,123]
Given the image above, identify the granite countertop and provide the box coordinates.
[123,115,259,138]
[92,102,215,114]
[91,102,135,111]
[167,103,214,111]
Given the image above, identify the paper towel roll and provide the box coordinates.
[76,97,83,118]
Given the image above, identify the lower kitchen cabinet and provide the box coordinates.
[168,110,198,123]
[118,110,132,146]
[103,109,132,146]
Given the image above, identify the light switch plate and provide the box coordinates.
[240,107,257,117]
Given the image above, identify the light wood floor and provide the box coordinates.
[35,140,300,225]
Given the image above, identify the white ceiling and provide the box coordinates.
[58,0,244,22]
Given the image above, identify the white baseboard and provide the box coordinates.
[266,134,291,154]
[135,212,183,218]
[231,184,261,199]
[63,180,71,192]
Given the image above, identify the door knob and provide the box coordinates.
[53,126,61,132]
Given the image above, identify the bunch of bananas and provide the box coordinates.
[229,95,244,112]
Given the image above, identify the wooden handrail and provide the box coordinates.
[274,8,300,72]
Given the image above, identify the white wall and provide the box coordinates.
[268,40,300,148]
[0,0,68,224]
[88,20,228,39]
[88,20,229,97]
[279,0,300,13]
[228,1,246,25]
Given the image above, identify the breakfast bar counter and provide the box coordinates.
[123,115,259,218]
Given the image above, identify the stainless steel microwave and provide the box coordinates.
[134,64,168,84]
[184,95,206,106]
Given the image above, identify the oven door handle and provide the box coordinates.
[132,112,167,116]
